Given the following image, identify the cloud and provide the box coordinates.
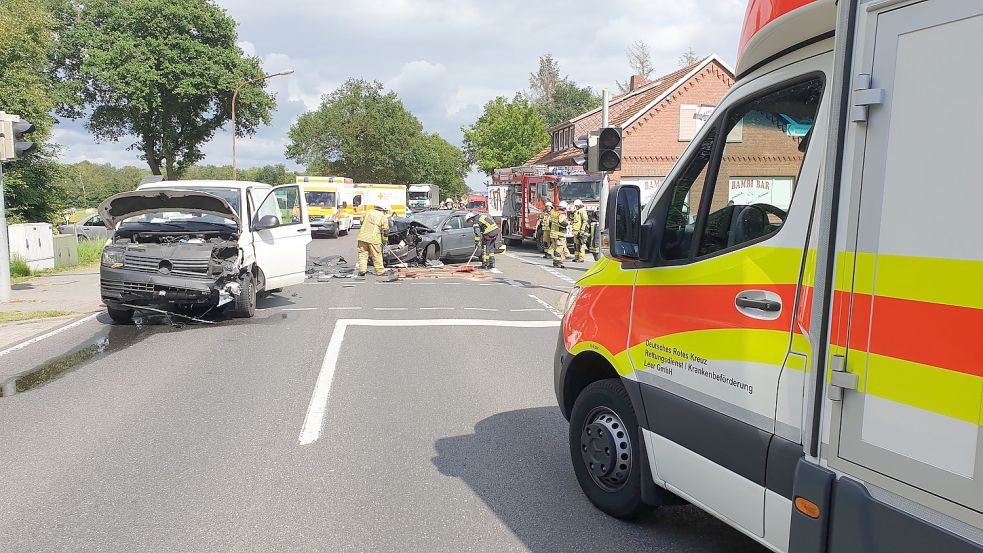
[53,0,748,174]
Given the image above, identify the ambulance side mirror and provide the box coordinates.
[605,184,642,261]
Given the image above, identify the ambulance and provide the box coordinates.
[556,1,983,551]
[297,176,354,238]
[347,183,408,228]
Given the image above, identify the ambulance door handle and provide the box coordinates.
[735,296,781,312]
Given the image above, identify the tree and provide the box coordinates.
[287,79,426,183]
[56,0,277,180]
[616,40,655,93]
[0,0,68,221]
[679,47,702,67]
[417,134,468,199]
[536,81,602,128]
[462,96,549,176]
[528,54,564,105]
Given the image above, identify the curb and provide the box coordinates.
[0,311,102,397]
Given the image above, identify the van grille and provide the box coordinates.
[123,253,210,277]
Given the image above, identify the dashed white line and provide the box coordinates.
[463,307,498,312]
[0,312,100,358]
[527,294,563,319]
[373,307,409,311]
[489,268,503,274]
[298,318,562,445]
[326,307,362,310]
[419,307,455,310]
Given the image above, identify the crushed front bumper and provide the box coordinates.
[100,266,228,309]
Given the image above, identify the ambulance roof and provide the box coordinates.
[737,0,836,76]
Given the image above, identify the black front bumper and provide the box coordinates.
[100,266,223,308]
[311,219,337,232]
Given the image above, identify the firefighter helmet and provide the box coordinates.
[574,199,584,208]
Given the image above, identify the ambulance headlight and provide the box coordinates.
[563,286,583,324]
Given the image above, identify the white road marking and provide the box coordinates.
[326,307,362,310]
[489,268,503,274]
[502,252,577,284]
[510,308,545,312]
[298,318,560,446]
[463,307,498,311]
[0,312,101,358]
[372,307,409,311]
[528,294,563,319]
[283,307,319,311]
[419,307,455,310]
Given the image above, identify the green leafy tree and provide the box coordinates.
[416,134,468,199]
[536,81,601,128]
[286,79,427,183]
[462,96,549,175]
[56,0,277,180]
[0,0,68,221]
[55,161,150,208]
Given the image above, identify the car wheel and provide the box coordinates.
[569,379,653,520]
[424,243,439,261]
[106,306,133,324]
[332,226,340,239]
[229,274,256,318]
[77,235,89,242]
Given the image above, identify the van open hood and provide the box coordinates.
[98,189,241,230]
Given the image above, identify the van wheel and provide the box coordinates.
[106,306,133,324]
[569,379,652,520]
[229,274,256,318]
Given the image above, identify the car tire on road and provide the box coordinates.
[569,379,653,520]
[106,306,133,324]
[229,274,256,318]
[332,226,340,239]
[424,243,439,262]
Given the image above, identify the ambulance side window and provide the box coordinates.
[658,77,823,262]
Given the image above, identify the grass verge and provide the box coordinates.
[0,310,74,324]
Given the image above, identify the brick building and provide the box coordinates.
[527,55,736,200]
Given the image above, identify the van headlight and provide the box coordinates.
[101,248,125,269]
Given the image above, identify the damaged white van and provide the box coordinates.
[97,180,310,323]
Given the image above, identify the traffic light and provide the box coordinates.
[0,112,36,162]
[573,132,599,172]
[597,127,622,172]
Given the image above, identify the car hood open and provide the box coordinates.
[98,189,241,230]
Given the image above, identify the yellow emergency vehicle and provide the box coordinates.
[347,183,407,228]
[297,176,354,238]
[557,1,983,551]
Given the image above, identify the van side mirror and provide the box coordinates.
[254,214,280,231]
[605,184,642,261]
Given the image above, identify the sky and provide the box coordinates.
[52,0,747,190]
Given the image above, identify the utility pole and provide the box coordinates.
[232,69,294,180]
[599,88,611,234]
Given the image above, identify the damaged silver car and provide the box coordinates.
[98,182,311,323]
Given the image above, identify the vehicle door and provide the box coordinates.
[440,214,472,258]
[629,67,828,537]
[828,0,983,524]
[83,215,108,240]
[252,184,311,290]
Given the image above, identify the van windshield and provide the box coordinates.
[306,190,337,208]
[119,187,241,229]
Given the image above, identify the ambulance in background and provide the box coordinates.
[296,176,354,238]
[348,183,407,228]
[407,184,440,212]
[556,1,983,552]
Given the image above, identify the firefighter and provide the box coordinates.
[551,201,571,268]
[357,205,390,277]
[570,199,589,262]
[587,208,601,261]
[466,211,500,269]
[541,202,554,259]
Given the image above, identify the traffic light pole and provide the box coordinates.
[599,88,611,235]
[0,161,10,302]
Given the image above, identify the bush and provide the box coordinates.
[10,255,31,277]
[77,240,105,265]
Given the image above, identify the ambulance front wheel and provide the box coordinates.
[569,379,652,520]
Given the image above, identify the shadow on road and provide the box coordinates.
[432,407,766,553]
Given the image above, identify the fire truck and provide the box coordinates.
[557,0,983,552]
[492,165,601,250]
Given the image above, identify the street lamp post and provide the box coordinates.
[231,69,294,180]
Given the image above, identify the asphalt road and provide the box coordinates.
[0,232,765,553]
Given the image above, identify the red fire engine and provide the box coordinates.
[490,165,601,250]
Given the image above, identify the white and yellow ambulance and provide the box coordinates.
[557,1,983,551]
[348,183,407,228]
[296,176,354,238]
